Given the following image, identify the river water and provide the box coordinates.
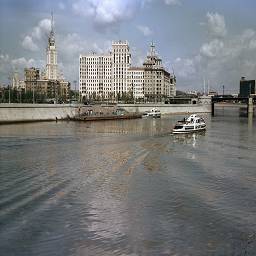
[0,108,256,256]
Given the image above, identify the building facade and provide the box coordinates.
[79,41,176,101]
[127,67,144,99]
[79,53,112,100]
[143,43,176,101]
[12,71,26,90]
[112,41,131,97]
[24,67,40,92]
[239,77,255,97]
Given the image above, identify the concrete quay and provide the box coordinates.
[0,103,79,124]
[0,103,211,124]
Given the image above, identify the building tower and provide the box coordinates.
[46,13,58,80]
[112,40,131,97]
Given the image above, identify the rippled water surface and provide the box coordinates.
[0,108,256,256]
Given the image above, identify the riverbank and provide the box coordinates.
[0,103,79,124]
[0,103,211,124]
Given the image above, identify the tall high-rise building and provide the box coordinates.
[79,53,112,99]
[24,13,70,102]
[112,41,131,96]
[239,77,255,97]
[46,13,58,80]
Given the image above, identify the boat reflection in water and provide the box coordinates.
[172,130,206,146]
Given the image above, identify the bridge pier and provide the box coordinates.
[247,97,253,114]
[211,102,215,116]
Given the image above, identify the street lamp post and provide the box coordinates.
[33,84,35,104]
[8,76,11,104]
[73,80,77,102]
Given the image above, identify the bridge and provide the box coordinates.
[211,96,256,116]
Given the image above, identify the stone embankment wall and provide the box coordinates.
[0,104,79,123]
[117,103,211,114]
[0,103,211,124]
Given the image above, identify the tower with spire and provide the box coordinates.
[144,41,162,68]
[46,12,58,80]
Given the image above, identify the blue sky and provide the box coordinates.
[1,0,256,93]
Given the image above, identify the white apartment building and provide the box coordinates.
[112,41,131,96]
[79,41,175,101]
[80,41,131,100]
[127,67,144,99]
[79,53,112,99]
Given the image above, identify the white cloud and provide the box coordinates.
[137,25,153,36]
[174,57,197,78]
[164,0,181,5]
[174,25,256,93]
[21,36,39,51]
[0,53,45,84]
[31,19,51,40]
[200,39,224,58]
[206,12,226,38]
[0,54,11,76]
[21,18,51,51]
[11,57,36,68]
[72,0,142,29]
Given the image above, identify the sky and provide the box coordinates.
[1,0,256,93]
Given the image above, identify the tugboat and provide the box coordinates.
[172,114,206,134]
[142,108,161,118]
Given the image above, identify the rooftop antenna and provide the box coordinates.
[51,11,54,32]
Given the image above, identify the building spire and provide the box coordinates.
[51,12,54,32]
[150,41,156,57]
[49,12,55,45]
[50,12,54,38]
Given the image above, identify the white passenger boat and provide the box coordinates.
[142,108,161,118]
[172,114,206,134]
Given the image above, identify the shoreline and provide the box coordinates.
[0,103,212,125]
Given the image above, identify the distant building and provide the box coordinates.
[239,77,255,97]
[12,71,26,90]
[24,67,40,92]
[143,42,176,101]
[23,13,70,101]
[208,91,218,97]
[79,52,112,99]
[46,13,58,80]
[79,41,176,101]
[112,41,131,97]
[127,67,144,99]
